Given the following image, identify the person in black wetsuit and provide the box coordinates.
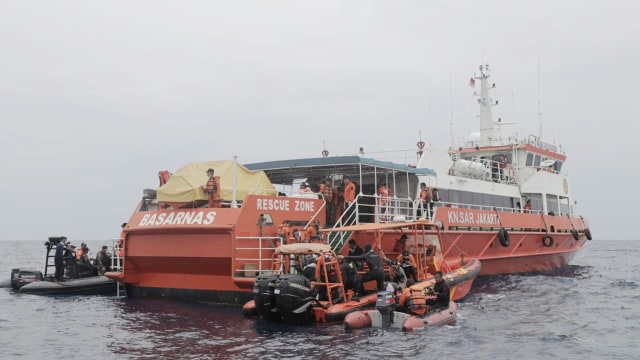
[302,255,317,281]
[425,270,450,309]
[54,237,67,283]
[338,255,358,295]
[347,239,364,270]
[346,243,384,295]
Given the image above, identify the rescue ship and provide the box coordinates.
[106,64,591,305]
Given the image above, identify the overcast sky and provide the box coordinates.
[1,1,637,241]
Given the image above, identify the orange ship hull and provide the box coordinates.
[106,203,588,304]
[106,155,591,305]
[433,207,589,275]
[107,195,328,303]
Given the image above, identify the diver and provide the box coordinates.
[425,271,450,309]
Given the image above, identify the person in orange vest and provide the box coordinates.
[319,179,334,226]
[397,279,427,315]
[524,199,532,213]
[397,250,419,282]
[278,221,292,245]
[303,220,321,242]
[343,178,356,204]
[76,242,90,264]
[418,182,432,219]
[343,178,356,224]
[202,168,222,208]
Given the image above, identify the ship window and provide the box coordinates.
[559,197,570,216]
[533,155,541,166]
[440,189,513,210]
[555,161,563,172]
[546,194,559,215]
[526,153,534,166]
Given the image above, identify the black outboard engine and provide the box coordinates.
[274,274,314,325]
[10,268,43,290]
[253,274,282,322]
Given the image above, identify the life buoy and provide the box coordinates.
[498,228,510,247]
[571,229,579,241]
[584,228,592,240]
[542,235,554,247]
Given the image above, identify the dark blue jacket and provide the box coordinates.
[55,242,65,260]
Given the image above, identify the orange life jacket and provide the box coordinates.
[344,182,356,203]
[320,184,333,202]
[400,287,427,315]
[420,188,432,204]
[304,226,318,242]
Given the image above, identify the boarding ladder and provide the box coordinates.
[111,238,127,297]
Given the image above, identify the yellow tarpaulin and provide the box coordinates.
[157,160,275,203]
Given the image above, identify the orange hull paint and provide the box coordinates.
[109,153,590,305]
[433,207,589,275]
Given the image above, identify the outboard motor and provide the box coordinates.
[376,290,397,328]
[10,268,43,290]
[274,274,314,325]
[253,274,282,322]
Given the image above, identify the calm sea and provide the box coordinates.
[1,240,638,360]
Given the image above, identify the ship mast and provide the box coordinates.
[474,64,503,146]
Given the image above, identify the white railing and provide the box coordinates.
[233,235,281,277]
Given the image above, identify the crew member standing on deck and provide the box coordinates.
[377,182,390,221]
[343,177,356,224]
[419,182,432,219]
[202,168,222,208]
[319,179,334,226]
[54,237,67,283]
[333,186,344,224]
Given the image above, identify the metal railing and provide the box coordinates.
[233,235,281,277]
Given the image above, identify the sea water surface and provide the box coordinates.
[1,240,638,360]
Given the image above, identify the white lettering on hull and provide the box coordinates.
[256,198,290,211]
[139,211,216,226]
[446,210,499,225]
[256,198,315,212]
